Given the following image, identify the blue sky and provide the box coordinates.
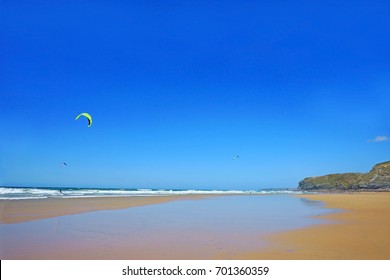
[1,0,389,189]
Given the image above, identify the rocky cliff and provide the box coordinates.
[298,161,390,191]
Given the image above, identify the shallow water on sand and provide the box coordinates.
[0,195,336,259]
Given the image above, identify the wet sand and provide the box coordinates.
[239,193,390,259]
[0,194,329,259]
[0,195,212,224]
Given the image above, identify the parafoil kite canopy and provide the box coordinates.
[75,113,92,127]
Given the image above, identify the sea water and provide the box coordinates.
[0,186,300,200]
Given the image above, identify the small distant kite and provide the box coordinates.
[233,155,240,160]
[59,162,68,167]
[75,112,92,127]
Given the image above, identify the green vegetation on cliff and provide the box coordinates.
[298,161,390,191]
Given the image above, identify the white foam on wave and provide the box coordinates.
[0,196,48,200]
[0,187,57,195]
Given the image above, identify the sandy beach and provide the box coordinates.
[239,193,390,259]
[1,193,389,259]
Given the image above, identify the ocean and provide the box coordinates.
[0,186,301,200]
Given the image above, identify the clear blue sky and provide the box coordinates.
[1,0,389,189]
